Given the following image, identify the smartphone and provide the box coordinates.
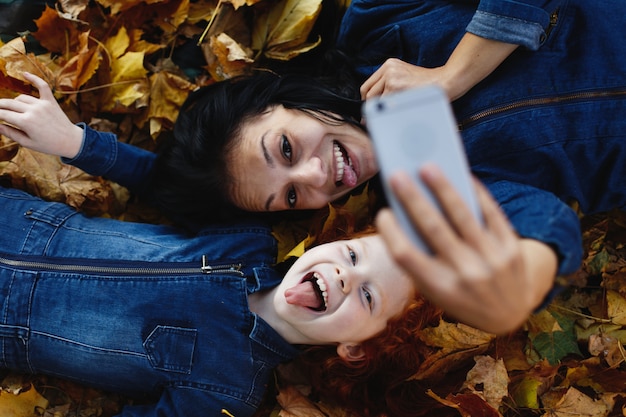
[364,85,480,252]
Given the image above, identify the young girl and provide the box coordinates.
[0,182,445,417]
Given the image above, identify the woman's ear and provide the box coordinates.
[336,343,365,362]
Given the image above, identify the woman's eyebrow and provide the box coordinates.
[261,133,277,210]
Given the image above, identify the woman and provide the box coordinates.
[1,11,625,333]
[0,181,448,417]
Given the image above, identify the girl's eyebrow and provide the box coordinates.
[261,132,277,210]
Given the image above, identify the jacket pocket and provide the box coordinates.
[144,325,197,374]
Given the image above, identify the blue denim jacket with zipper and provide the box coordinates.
[0,185,299,417]
[336,0,626,291]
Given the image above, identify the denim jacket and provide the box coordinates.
[0,185,299,417]
[337,0,626,293]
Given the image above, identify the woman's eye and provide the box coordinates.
[281,135,292,161]
[287,187,297,208]
[348,248,357,266]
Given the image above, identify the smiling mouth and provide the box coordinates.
[284,272,328,311]
[333,141,357,187]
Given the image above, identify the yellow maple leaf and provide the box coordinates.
[0,385,49,417]
[106,26,131,60]
[102,51,149,112]
[252,0,322,61]
[137,69,196,137]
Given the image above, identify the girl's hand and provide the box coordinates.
[0,72,83,159]
[375,166,557,334]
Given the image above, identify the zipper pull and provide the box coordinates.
[201,255,212,273]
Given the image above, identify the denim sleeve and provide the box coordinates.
[484,179,583,307]
[466,0,562,50]
[61,123,157,193]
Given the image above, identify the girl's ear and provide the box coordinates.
[336,343,365,362]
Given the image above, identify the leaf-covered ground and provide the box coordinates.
[2,1,626,416]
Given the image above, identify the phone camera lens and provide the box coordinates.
[376,102,385,111]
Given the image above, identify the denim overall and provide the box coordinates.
[0,186,299,417]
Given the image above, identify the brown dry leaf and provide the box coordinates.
[541,387,615,417]
[58,0,90,19]
[0,385,49,417]
[187,0,218,24]
[128,28,165,55]
[0,148,129,216]
[96,0,166,15]
[206,32,254,80]
[200,2,253,79]
[420,319,495,350]
[461,356,509,410]
[427,390,502,417]
[526,308,564,334]
[411,343,491,382]
[588,333,626,367]
[0,135,19,162]
[607,290,626,325]
[276,385,326,417]
[139,68,197,137]
[224,0,264,10]
[252,0,322,60]
[55,31,102,93]
[0,38,56,88]
[33,5,83,55]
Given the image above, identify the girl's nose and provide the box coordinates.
[338,267,351,294]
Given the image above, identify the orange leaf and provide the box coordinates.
[0,38,56,89]
[33,5,83,55]
[56,31,102,92]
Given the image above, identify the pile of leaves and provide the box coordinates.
[2,1,626,417]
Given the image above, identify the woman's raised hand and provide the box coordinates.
[0,72,83,159]
[375,165,557,335]
[361,34,518,102]
[360,58,453,100]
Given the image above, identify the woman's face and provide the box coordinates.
[227,106,378,211]
[273,235,415,346]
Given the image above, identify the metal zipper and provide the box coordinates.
[0,254,243,277]
[458,88,626,131]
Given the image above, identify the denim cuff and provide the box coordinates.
[466,1,553,50]
[61,122,119,176]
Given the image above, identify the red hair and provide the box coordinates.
[298,295,443,416]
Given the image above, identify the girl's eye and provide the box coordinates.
[348,248,357,266]
[281,135,292,161]
[287,187,297,208]
[362,287,373,308]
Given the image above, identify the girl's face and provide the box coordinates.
[273,235,415,347]
[227,106,378,212]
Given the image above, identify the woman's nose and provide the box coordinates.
[294,157,326,188]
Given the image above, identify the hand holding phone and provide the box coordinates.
[364,85,480,252]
